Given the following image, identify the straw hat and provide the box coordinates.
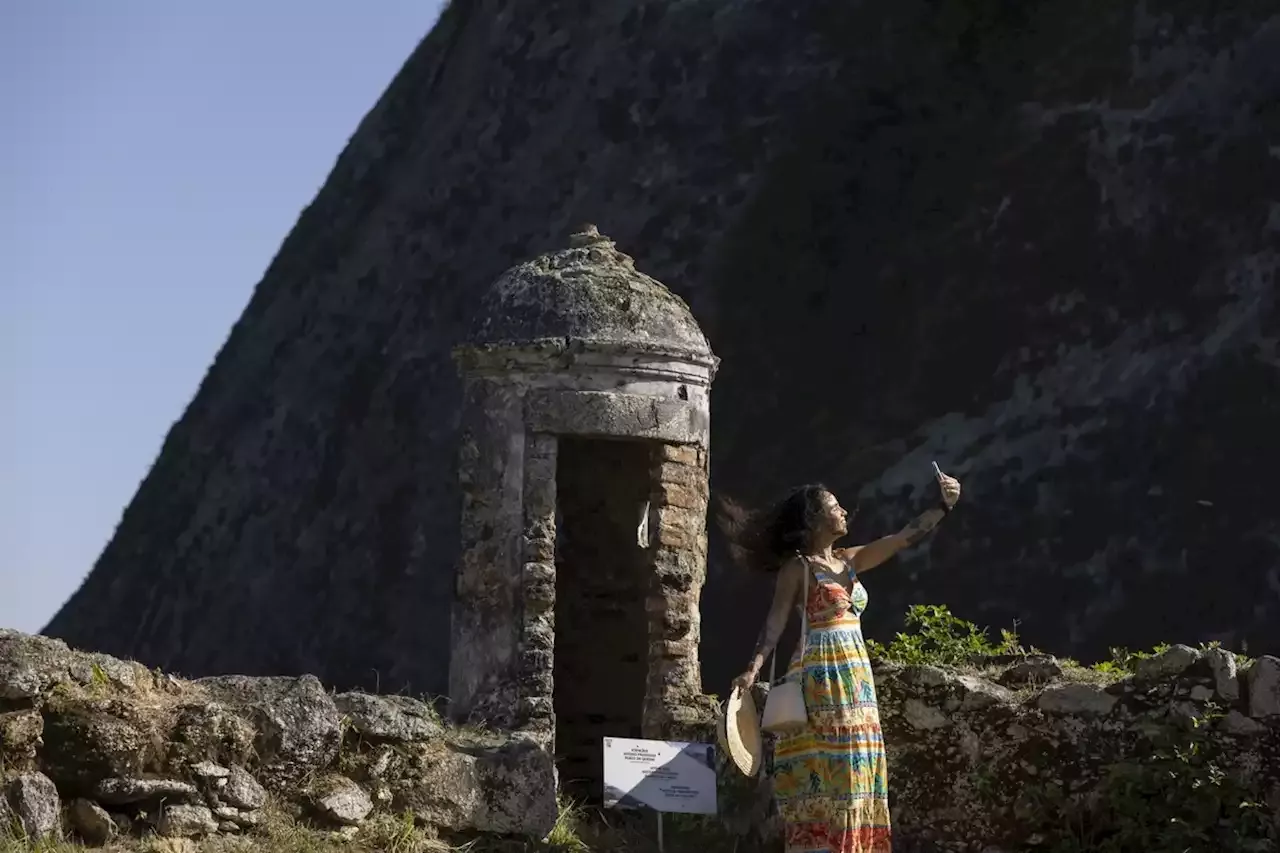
[720,685,763,777]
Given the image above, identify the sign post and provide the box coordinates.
[602,736,718,851]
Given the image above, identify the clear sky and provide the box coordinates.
[0,2,445,633]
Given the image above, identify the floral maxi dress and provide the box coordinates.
[774,560,891,853]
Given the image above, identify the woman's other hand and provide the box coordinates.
[732,669,758,692]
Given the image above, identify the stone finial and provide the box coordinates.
[567,223,613,249]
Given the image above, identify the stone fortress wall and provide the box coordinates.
[2,629,1278,850]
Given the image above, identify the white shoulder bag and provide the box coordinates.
[760,557,810,734]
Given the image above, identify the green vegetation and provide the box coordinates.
[867,603,1253,678]
[865,603,1027,666]
[1033,706,1274,853]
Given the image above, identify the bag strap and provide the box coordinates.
[770,556,815,685]
[797,554,811,645]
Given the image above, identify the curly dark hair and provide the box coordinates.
[715,484,833,573]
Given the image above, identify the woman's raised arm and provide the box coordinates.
[837,470,962,573]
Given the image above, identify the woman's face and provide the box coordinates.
[816,491,849,537]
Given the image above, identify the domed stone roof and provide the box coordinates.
[463,225,713,358]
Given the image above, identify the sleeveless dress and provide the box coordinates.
[773,560,892,853]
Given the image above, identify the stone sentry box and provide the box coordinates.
[449,225,718,797]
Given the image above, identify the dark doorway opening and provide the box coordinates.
[553,437,653,802]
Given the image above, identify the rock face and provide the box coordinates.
[0,630,559,843]
[41,1,1280,698]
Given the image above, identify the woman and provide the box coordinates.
[721,467,962,853]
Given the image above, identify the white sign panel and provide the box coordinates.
[602,736,717,815]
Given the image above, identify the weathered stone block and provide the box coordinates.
[157,804,218,838]
[310,774,373,826]
[333,693,442,742]
[0,709,43,770]
[650,638,699,660]
[386,739,558,837]
[655,480,704,510]
[521,562,555,609]
[1204,647,1240,703]
[222,766,267,811]
[516,650,552,689]
[656,524,697,550]
[197,674,343,787]
[68,798,116,845]
[1133,644,1201,682]
[1247,656,1280,718]
[1036,683,1119,716]
[525,389,705,443]
[168,702,256,770]
[4,772,61,841]
[94,777,198,805]
[0,629,72,699]
[522,533,555,565]
[40,698,161,792]
[659,444,700,466]
[902,698,951,730]
[521,616,554,652]
[653,460,703,488]
[998,656,1065,687]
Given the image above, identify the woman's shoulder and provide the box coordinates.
[776,554,805,579]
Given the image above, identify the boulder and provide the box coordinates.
[189,761,230,780]
[386,738,557,837]
[1133,645,1201,682]
[221,765,267,811]
[213,805,259,829]
[1246,656,1280,718]
[998,657,1065,688]
[4,772,61,841]
[93,777,199,806]
[69,798,117,845]
[333,692,442,742]
[902,699,951,731]
[1036,683,1118,716]
[38,698,163,793]
[1219,710,1264,737]
[156,804,218,838]
[311,775,373,826]
[1203,647,1240,703]
[954,676,1016,711]
[0,629,71,699]
[0,709,43,770]
[197,675,342,785]
[167,701,256,769]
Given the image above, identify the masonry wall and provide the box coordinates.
[449,377,526,727]
[7,631,1275,851]
[701,647,1280,852]
[643,442,712,738]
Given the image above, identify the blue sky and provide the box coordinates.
[0,2,445,633]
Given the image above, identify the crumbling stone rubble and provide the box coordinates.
[0,629,557,846]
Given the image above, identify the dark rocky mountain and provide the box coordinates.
[45,0,1280,698]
